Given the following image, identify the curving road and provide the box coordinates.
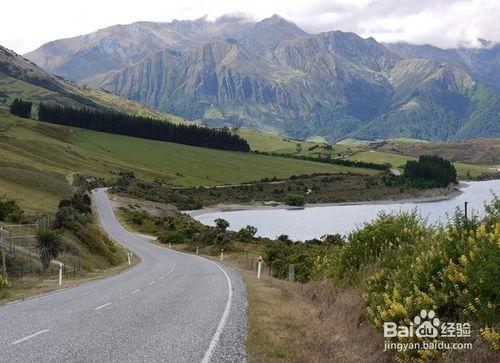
[0,188,246,362]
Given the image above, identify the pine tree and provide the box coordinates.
[38,104,250,152]
[10,98,33,118]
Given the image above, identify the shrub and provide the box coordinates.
[362,198,500,359]
[75,224,120,265]
[339,211,427,281]
[214,218,230,233]
[55,206,92,229]
[0,195,25,223]
[0,274,9,289]
[55,193,93,229]
[159,231,185,244]
[238,225,258,241]
[321,234,345,246]
[284,193,305,206]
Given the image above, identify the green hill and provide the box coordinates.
[0,109,373,214]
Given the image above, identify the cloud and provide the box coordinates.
[0,0,498,54]
[290,0,500,48]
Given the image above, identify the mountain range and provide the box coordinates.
[23,15,500,142]
[0,44,184,122]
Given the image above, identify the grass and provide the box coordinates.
[235,128,309,154]
[0,253,138,306]
[243,274,389,362]
[75,87,188,123]
[234,128,354,157]
[348,150,411,167]
[114,194,500,362]
[381,138,500,165]
[116,172,461,211]
[0,75,83,110]
[0,110,371,214]
[0,72,188,123]
[166,244,390,363]
[348,150,497,179]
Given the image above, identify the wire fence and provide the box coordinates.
[239,249,305,286]
[240,250,276,279]
[0,217,81,278]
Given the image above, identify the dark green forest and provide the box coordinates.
[37,103,250,152]
[403,155,457,187]
[9,98,32,118]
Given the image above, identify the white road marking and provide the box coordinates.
[149,281,156,285]
[94,302,112,310]
[201,262,233,363]
[131,289,140,294]
[11,329,49,345]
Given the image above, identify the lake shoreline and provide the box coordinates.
[186,183,466,217]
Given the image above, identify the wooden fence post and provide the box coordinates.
[289,264,295,282]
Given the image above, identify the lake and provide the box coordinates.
[191,180,500,240]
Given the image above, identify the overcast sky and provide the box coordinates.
[2,0,499,54]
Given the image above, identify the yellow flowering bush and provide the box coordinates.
[362,196,500,358]
[480,327,500,350]
[266,195,499,360]
[339,210,429,282]
[0,274,9,289]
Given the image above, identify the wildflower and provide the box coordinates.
[459,255,468,266]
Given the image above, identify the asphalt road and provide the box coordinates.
[0,188,246,362]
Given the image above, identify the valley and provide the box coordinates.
[0,109,365,214]
[0,6,499,362]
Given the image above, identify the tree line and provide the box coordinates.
[9,98,33,118]
[37,103,250,152]
[403,155,457,187]
[252,150,390,170]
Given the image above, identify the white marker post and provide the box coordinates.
[220,249,224,261]
[257,256,262,279]
[58,262,63,286]
[196,246,199,255]
[169,243,171,249]
[127,253,131,266]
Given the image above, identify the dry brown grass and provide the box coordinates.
[181,247,392,363]
[0,254,138,306]
[244,273,391,363]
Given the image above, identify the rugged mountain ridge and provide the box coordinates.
[25,15,500,141]
[386,42,500,92]
[0,45,184,121]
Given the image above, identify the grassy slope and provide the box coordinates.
[0,110,371,214]
[235,128,355,157]
[0,73,187,123]
[75,87,188,123]
[347,150,496,178]
[378,138,500,163]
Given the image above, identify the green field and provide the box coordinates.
[348,150,411,166]
[235,128,355,157]
[348,150,497,179]
[0,110,373,214]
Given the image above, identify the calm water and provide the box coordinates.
[192,180,500,241]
